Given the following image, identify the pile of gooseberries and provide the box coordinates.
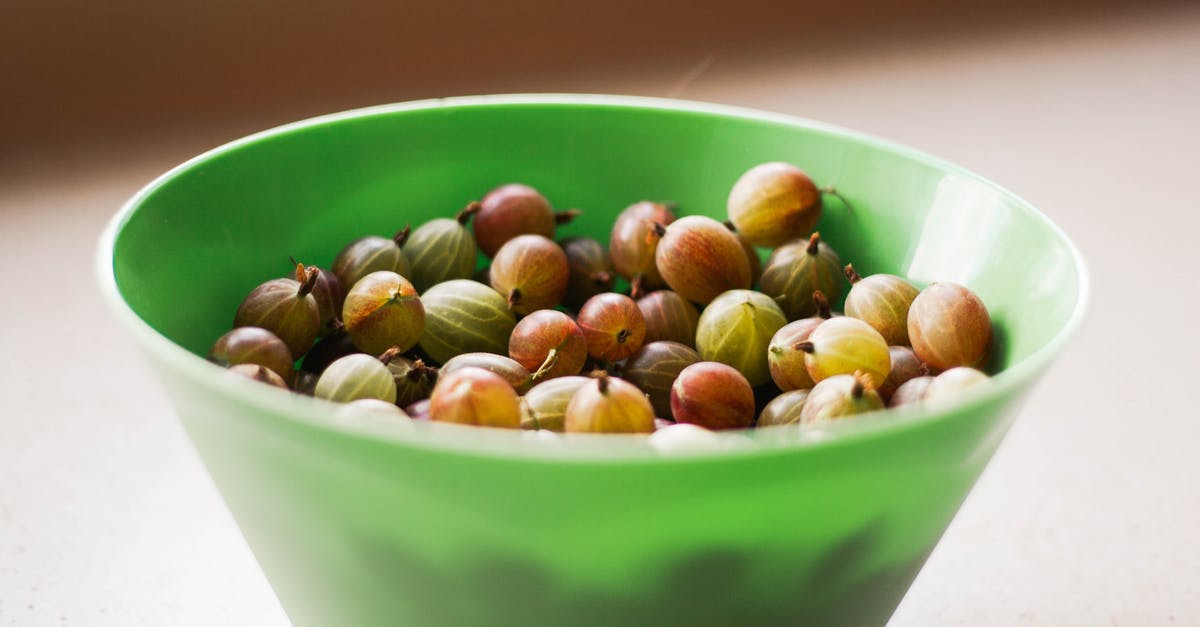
[211,162,995,435]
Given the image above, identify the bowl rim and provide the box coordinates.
[95,93,1090,462]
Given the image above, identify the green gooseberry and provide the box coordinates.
[332,227,413,292]
[520,375,591,431]
[759,232,843,320]
[404,202,481,292]
[418,279,516,364]
[757,389,810,427]
[696,289,787,387]
[314,353,397,404]
[798,372,885,424]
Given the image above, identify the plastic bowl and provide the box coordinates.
[97,95,1086,627]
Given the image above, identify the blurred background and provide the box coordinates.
[0,0,1185,175]
[3,1,1198,626]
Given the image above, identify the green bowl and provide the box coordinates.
[97,95,1087,626]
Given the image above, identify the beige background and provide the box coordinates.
[2,2,1199,625]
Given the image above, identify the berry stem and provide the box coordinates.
[806,232,821,256]
[813,290,832,319]
[630,274,646,300]
[554,209,582,225]
[820,186,854,214]
[532,349,560,381]
[296,264,319,297]
[794,340,815,354]
[844,263,863,285]
[722,219,738,233]
[852,371,873,398]
[507,288,522,310]
[742,300,758,320]
[591,270,613,287]
[407,359,437,382]
[378,346,404,365]
[456,201,481,225]
[392,225,412,247]
[652,222,667,238]
[596,371,609,394]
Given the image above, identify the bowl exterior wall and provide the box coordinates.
[151,345,1031,627]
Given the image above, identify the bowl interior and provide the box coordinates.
[109,96,1083,413]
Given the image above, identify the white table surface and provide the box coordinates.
[3,5,1198,625]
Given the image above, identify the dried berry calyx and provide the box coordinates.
[385,352,439,407]
[289,261,345,336]
[759,232,844,321]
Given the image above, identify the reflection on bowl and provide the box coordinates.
[97,95,1086,627]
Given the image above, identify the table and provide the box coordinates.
[2,5,1197,625]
